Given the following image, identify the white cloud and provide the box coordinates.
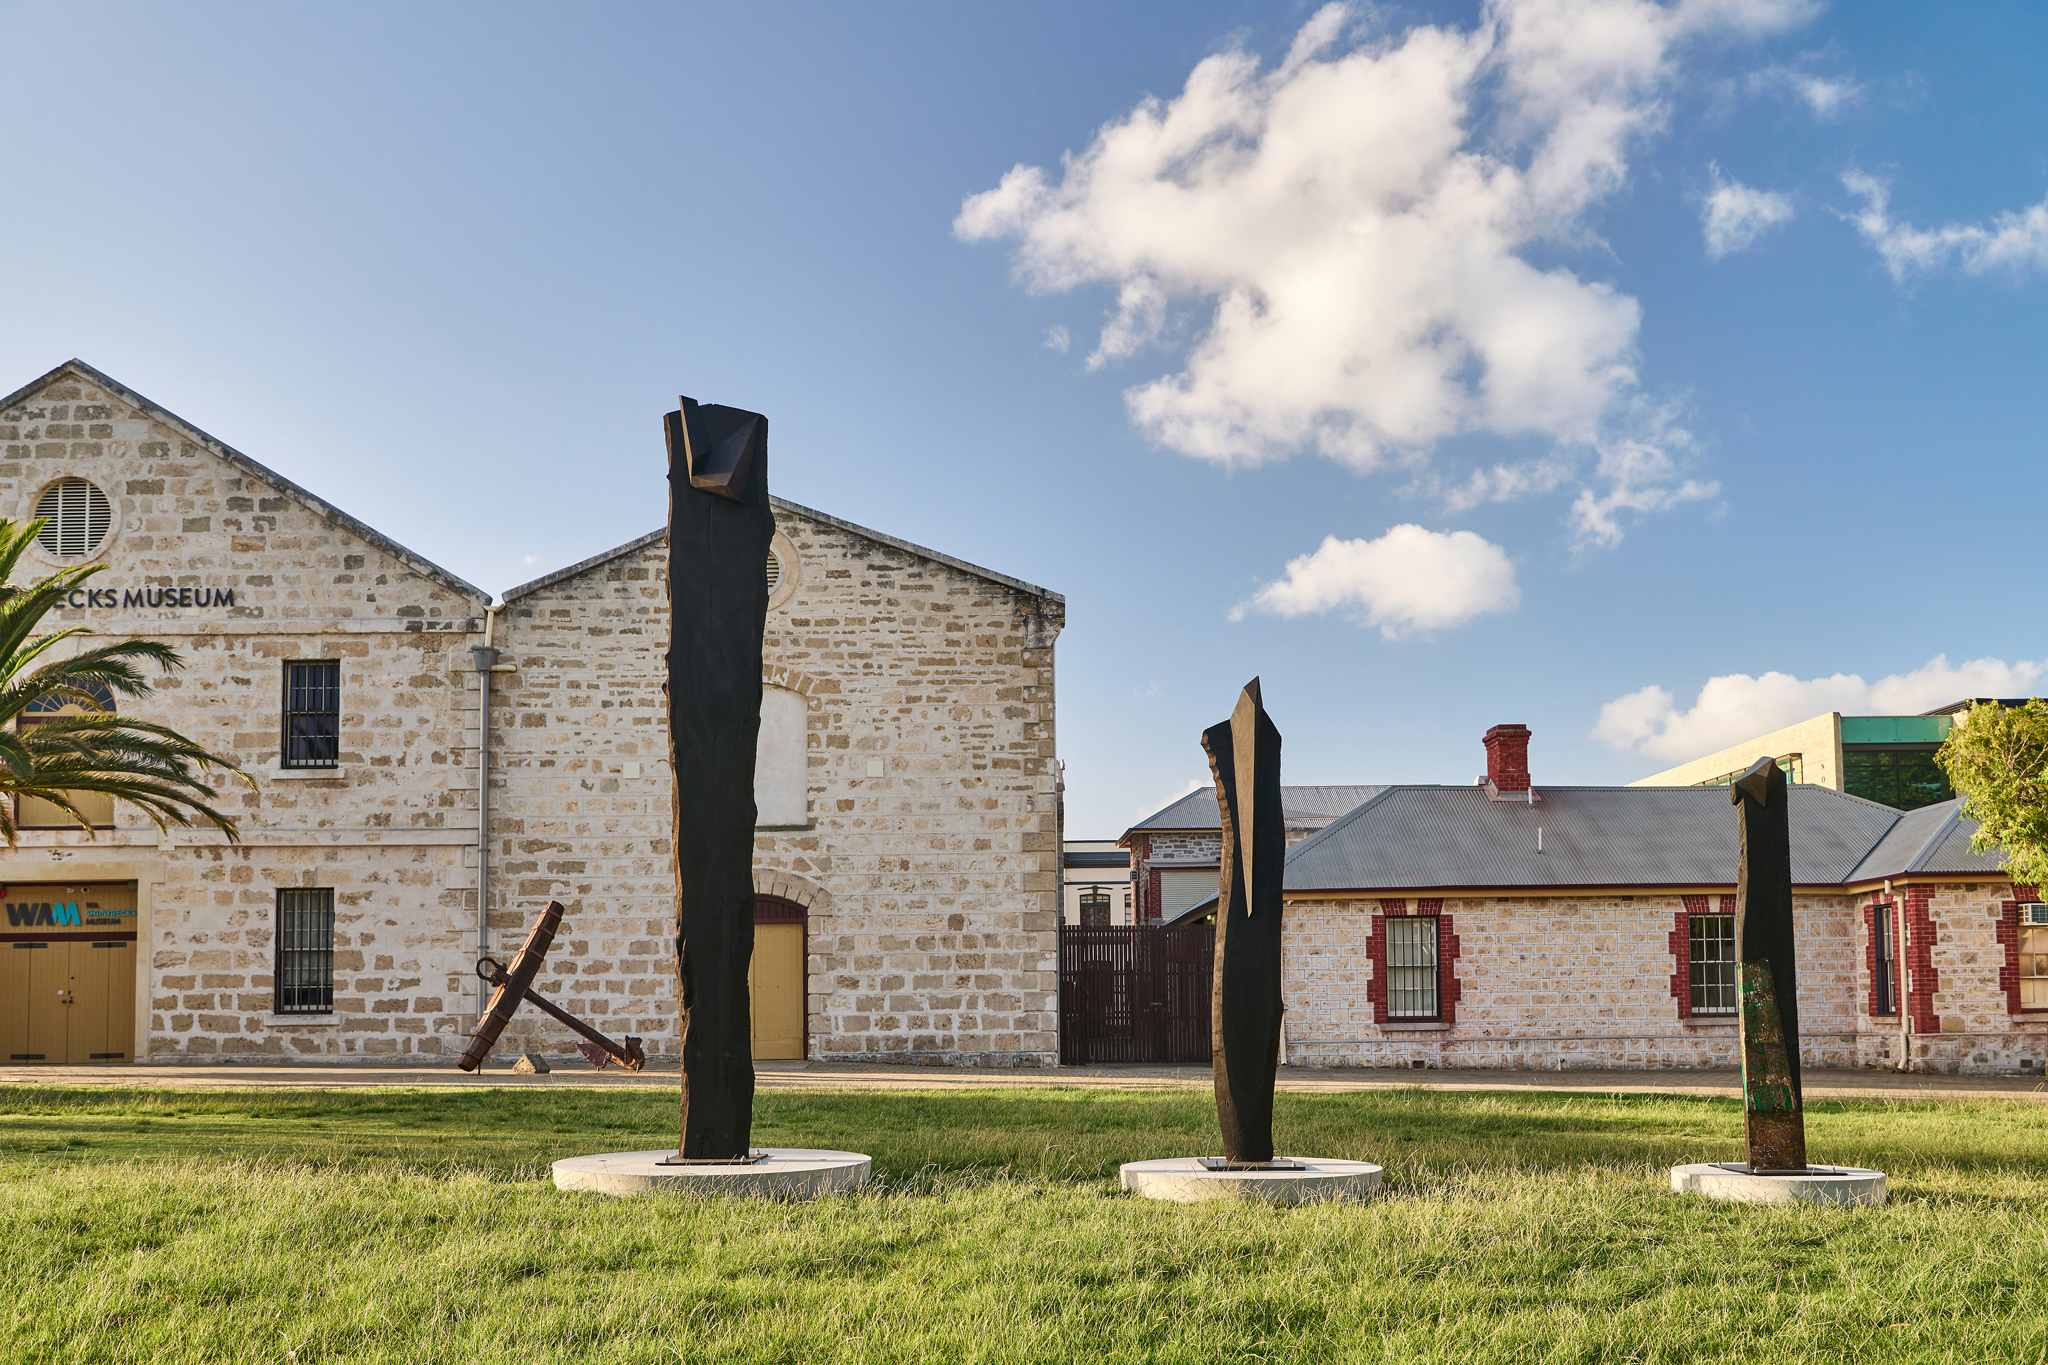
[1593,654,2048,763]
[1045,324,1071,353]
[957,0,1814,545]
[1233,524,1520,638]
[1700,163,1794,258]
[1844,172,2048,281]
[522,554,538,565]
[1748,64,1861,119]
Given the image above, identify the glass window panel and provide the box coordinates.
[1689,913,1737,1015]
[2023,926,2048,1010]
[282,662,341,768]
[1872,907,1899,1017]
[274,888,334,1014]
[1385,916,1439,1020]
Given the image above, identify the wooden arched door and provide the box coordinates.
[749,896,807,1060]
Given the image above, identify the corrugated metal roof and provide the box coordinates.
[1282,784,1933,892]
[1845,799,2006,881]
[1127,785,1383,834]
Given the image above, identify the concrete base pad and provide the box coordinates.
[1670,1162,1887,1206]
[1120,1157,1382,1205]
[552,1148,871,1199]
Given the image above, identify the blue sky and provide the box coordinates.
[3,1,2044,837]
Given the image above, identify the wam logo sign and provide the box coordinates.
[4,902,81,927]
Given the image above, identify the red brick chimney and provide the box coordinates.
[1484,724,1532,796]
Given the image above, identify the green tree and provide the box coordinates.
[0,516,249,844]
[1936,698,2048,891]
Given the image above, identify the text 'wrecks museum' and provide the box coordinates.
[3,360,2042,1078]
[0,361,1064,1068]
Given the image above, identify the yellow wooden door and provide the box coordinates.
[26,942,70,1063]
[749,922,806,1060]
[66,940,133,1063]
[1,942,38,1061]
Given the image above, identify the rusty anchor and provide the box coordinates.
[457,901,646,1073]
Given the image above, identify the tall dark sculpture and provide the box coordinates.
[1731,755,1806,1172]
[1202,679,1289,1166]
[665,396,773,1161]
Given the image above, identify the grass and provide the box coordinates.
[1,1084,2045,1363]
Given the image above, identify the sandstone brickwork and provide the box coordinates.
[488,498,1064,1065]
[0,361,1065,1068]
[0,361,490,1061]
[1283,881,2037,1074]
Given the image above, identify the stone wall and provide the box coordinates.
[488,501,1064,1065]
[1,363,489,1061]
[1284,891,1873,1071]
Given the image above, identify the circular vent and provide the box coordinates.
[34,478,112,558]
[766,549,781,593]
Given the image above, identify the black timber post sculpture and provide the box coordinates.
[1731,755,1807,1172]
[1201,679,1291,1167]
[664,395,773,1161]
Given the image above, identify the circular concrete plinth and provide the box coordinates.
[552,1148,871,1199]
[1670,1163,1886,1206]
[1120,1157,1382,1205]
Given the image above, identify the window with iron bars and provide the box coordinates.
[1689,912,1737,1015]
[282,661,341,768]
[274,888,334,1014]
[1078,887,1112,927]
[1385,916,1439,1020]
[1872,905,1900,1017]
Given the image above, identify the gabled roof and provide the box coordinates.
[1126,785,1384,837]
[501,495,1063,605]
[1846,799,2006,882]
[1280,784,1995,893]
[2,360,488,603]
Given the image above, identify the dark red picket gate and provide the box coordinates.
[1058,924,1213,1064]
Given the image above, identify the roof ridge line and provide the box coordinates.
[5,359,489,604]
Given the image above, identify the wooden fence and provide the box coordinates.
[1057,923,1213,1065]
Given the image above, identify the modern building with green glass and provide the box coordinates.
[1631,699,2032,811]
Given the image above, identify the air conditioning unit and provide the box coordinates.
[2021,904,2048,927]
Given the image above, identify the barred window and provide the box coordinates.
[282,661,341,768]
[275,889,334,1014]
[1873,905,1900,1016]
[1386,916,1440,1020]
[1079,888,1111,928]
[1689,913,1737,1015]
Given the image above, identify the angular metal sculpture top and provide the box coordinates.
[667,398,764,503]
[666,394,774,1159]
[1731,756,1806,1172]
[1202,679,1286,1164]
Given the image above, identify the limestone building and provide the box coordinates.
[1266,725,2045,1075]
[0,360,1063,1068]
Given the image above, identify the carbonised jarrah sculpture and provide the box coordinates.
[1200,678,1295,1168]
[664,395,774,1162]
[1729,755,1808,1172]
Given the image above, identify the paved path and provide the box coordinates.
[1,1060,2042,1103]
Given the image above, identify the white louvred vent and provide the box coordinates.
[765,549,781,593]
[34,478,112,558]
[2022,904,2048,927]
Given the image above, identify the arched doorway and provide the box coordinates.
[750,896,807,1060]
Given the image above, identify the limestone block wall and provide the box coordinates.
[1281,893,1865,1070]
[488,502,1063,1065]
[1849,881,2042,1073]
[1,363,489,1060]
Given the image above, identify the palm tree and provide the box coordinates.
[0,516,249,844]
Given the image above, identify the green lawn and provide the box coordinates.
[2,1084,2045,1363]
